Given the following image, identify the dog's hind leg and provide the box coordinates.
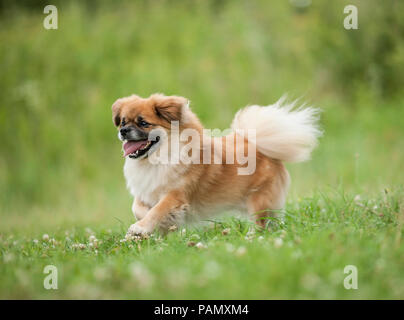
[246,169,290,228]
[158,203,190,232]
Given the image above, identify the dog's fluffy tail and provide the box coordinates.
[231,96,322,162]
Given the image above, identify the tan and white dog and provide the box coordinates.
[111,93,321,236]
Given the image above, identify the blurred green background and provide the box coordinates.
[0,0,404,300]
[0,0,403,231]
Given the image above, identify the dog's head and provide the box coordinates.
[112,93,199,160]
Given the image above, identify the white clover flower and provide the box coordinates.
[280,230,287,239]
[292,250,303,260]
[3,253,14,263]
[130,262,154,289]
[124,233,134,241]
[222,228,230,235]
[258,236,264,241]
[72,243,86,250]
[203,260,221,279]
[88,235,99,248]
[195,242,206,249]
[32,239,39,244]
[42,234,49,241]
[274,237,283,248]
[236,246,247,256]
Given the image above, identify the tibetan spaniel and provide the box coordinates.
[111,93,321,236]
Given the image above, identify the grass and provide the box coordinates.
[1,189,403,299]
[0,1,404,299]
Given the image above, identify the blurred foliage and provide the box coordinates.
[0,0,403,213]
[310,0,404,98]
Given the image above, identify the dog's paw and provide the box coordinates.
[127,222,153,237]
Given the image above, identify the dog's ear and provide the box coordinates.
[112,95,141,126]
[153,95,188,123]
[111,99,123,127]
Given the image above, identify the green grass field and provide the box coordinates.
[0,1,403,299]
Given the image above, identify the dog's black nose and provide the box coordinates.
[120,127,130,136]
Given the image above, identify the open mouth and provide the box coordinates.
[123,136,160,159]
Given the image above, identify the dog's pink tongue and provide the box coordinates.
[123,140,148,157]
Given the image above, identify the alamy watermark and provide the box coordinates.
[43,5,58,30]
[344,5,358,30]
[43,265,58,290]
[343,265,358,290]
[120,122,257,175]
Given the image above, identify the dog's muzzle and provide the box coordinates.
[119,126,161,159]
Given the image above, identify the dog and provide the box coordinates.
[111,93,321,236]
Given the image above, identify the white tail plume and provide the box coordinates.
[231,96,322,162]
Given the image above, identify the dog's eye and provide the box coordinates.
[138,120,150,127]
[121,119,126,126]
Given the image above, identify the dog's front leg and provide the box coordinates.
[132,197,150,221]
[127,190,188,236]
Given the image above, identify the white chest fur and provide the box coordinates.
[123,158,187,207]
